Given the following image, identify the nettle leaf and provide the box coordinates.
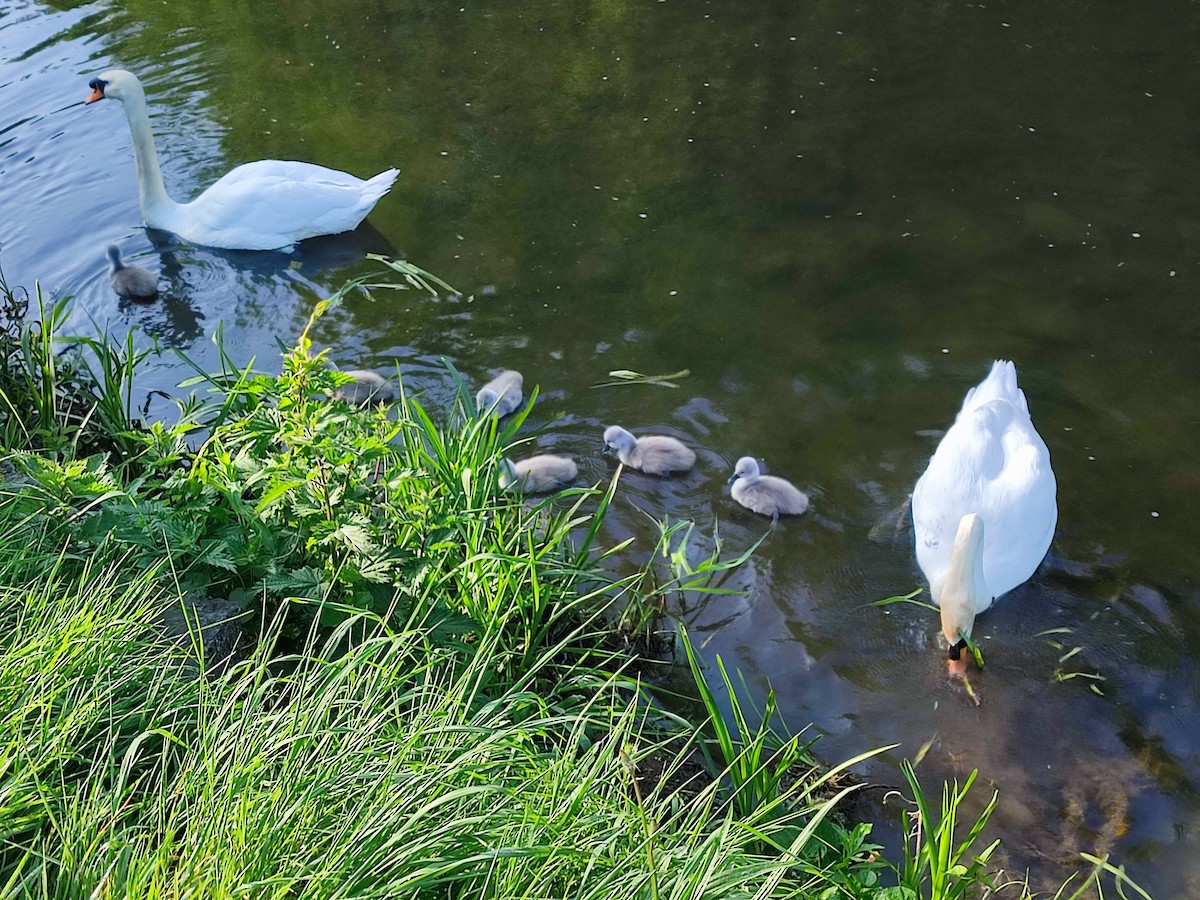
[264,567,323,599]
[326,523,376,555]
[425,607,480,638]
[255,476,306,516]
[359,546,416,583]
[197,540,239,573]
[325,481,346,508]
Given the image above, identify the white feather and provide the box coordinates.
[89,70,397,251]
[913,360,1058,617]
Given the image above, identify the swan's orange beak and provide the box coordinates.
[85,88,104,104]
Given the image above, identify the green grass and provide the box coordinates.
[0,516,885,898]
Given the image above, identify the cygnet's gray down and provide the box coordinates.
[499,455,578,494]
[728,456,809,520]
[106,244,158,300]
[333,370,398,406]
[602,425,696,476]
[476,369,524,416]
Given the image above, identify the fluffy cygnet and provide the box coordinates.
[498,455,578,494]
[602,425,696,477]
[476,369,524,416]
[332,370,397,406]
[728,456,809,521]
[106,244,158,300]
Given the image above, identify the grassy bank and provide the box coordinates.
[0,264,1149,898]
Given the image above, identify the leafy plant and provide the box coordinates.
[617,516,759,645]
[871,587,938,613]
[892,759,1000,899]
[683,632,817,819]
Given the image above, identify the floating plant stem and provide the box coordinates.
[591,368,691,389]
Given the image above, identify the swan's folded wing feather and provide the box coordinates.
[977,415,1057,597]
[913,397,1055,602]
[185,161,395,249]
[916,396,1057,605]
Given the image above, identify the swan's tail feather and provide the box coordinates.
[361,168,400,205]
[339,168,399,232]
[960,359,1029,416]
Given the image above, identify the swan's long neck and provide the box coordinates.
[119,92,178,223]
[938,514,988,645]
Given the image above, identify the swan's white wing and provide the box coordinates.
[979,414,1057,597]
[180,161,397,250]
[914,398,1056,607]
[914,409,998,597]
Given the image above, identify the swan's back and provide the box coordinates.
[476,370,523,415]
[630,436,695,476]
[171,162,399,251]
[733,476,809,518]
[913,362,1056,606]
[502,455,578,493]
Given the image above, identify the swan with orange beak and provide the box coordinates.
[85,69,398,251]
[913,360,1058,677]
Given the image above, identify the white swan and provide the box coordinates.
[912,360,1057,673]
[476,370,523,416]
[86,70,398,251]
[498,455,578,494]
[728,457,809,521]
[602,426,695,476]
[332,370,397,406]
[106,244,158,299]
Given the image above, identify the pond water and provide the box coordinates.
[3,0,1199,893]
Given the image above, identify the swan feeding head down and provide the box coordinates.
[912,360,1057,676]
[475,370,524,417]
[86,69,399,251]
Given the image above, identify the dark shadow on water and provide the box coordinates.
[125,222,401,346]
[145,220,398,277]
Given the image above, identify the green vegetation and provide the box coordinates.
[0,265,1151,898]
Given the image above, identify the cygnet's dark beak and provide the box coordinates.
[727,473,739,484]
[601,442,613,455]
